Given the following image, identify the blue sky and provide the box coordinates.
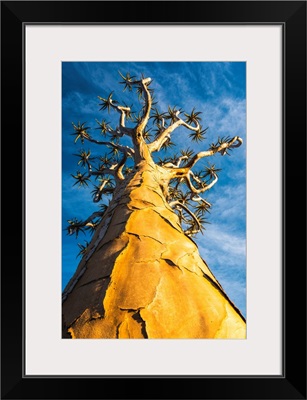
[62,62,246,318]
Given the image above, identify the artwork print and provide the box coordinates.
[62,62,246,339]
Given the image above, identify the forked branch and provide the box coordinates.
[98,94,134,137]
[116,73,153,137]
[148,112,201,153]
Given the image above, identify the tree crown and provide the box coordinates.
[66,72,243,255]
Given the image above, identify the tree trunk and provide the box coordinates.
[62,161,246,339]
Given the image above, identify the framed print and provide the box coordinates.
[1,1,306,399]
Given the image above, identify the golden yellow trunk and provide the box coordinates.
[62,162,246,339]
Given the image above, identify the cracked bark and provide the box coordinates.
[62,162,246,339]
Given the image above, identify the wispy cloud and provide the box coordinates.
[198,225,246,265]
[211,182,246,224]
[197,225,246,316]
[63,91,99,117]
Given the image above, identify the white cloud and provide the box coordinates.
[197,224,246,316]
[199,225,246,261]
[201,97,246,140]
[63,91,100,118]
[212,182,246,222]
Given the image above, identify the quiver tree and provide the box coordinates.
[62,72,246,339]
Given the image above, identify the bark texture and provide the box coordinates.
[62,162,246,339]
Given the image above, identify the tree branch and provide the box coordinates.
[134,78,152,133]
[169,200,201,236]
[114,105,134,137]
[83,136,135,157]
[115,149,129,181]
[90,146,130,182]
[148,112,200,153]
[111,75,153,137]
[67,211,104,236]
[92,179,111,203]
[191,195,212,209]
[98,93,134,137]
[162,155,188,168]
[89,164,118,178]
[186,171,218,194]
[186,136,243,168]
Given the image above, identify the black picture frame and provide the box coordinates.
[1,1,306,399]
